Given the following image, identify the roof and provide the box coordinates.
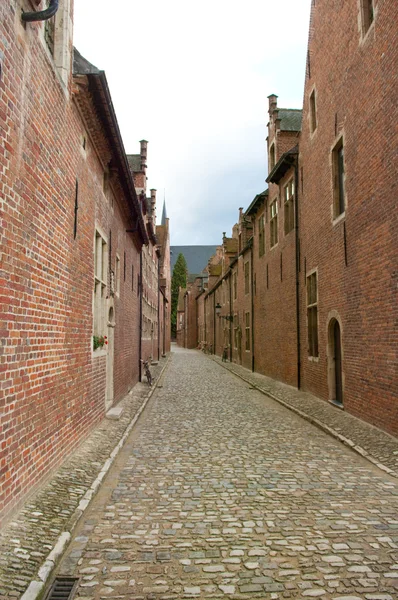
[267,145,299,184]
[278,109,302,132]
[127,154,142,173]
[73,49,148,245]
[161,201,167,225]
[171,245,218,275]
[246,190,269,216]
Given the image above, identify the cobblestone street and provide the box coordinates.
[53,346,398,600]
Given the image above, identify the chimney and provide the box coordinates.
[150,188,156,222]
[139,140,148,172]
[267,94,278,116]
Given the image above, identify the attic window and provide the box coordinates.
[361,0,374,34]
[309,90,317,133]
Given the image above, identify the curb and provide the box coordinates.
[210,355,398,480]
[20,355,171,600]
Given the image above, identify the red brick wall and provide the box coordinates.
[0,2,142,521]
[299,0,398,433]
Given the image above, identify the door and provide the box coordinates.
[106,306,115,410]
[334,320,343,405]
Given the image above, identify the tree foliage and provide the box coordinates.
[171,253,187,338]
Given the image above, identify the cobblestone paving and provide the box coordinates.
[0,358,168,600]
[57,347,398,600]
[209,355,398,476]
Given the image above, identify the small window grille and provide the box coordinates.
[307,272,319,357]
[44,16,55,56]
[270,199,278,247]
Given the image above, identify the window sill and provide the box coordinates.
[92,348,107,358]
[332,211,346,227]
[308,355,320,363]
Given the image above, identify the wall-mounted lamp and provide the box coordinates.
[215,303,234,322]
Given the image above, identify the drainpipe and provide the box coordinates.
[251,241,255,372]
[139,252,143,382]
[213,293,216,355]
[229,271,233,362]
[22,0,59,21]
[295,159,301,389]
[157,257,161,361]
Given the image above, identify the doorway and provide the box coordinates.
[328,317,343,406]
[106,306,115,410]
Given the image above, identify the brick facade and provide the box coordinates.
[0,1,159,521]
[180,0,397,436]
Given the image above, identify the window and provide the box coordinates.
[245,312,250,351]
[234,315,239,349]
[233,271,237,300]
[361,0,374,34]
[310,89,317,133]
[44,17,55,56]
[307,272,319,357]
[332,137,345,218]
[269,143,276,171]
[270,199,278,247]
[258,214,265,257]
[94,231,107,337]
[115,255,121,296]
[284,179,295,235]
[244,262,249,295]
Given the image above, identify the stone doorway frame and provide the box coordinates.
[326,311,344,407]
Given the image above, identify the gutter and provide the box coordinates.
[295,159,301,389]
[22,0,59,21]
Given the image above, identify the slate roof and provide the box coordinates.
[171,246,218,275]
[279,109,302,132]
[127,154,142,172]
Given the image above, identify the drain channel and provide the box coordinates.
[45,577,79,600]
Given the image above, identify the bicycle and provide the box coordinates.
[141,359,152,386]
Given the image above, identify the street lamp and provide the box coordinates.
[215,303,233,322]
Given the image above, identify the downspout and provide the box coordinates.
[157,257,160,361]
[139,252,143,381]
[163,299,166,356]
[251,241,255,372]
[22,0,59,21]
[213,293,216,355]
[229,271,233,362]
[295,158,301,389]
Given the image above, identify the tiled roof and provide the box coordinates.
[279,109,302,132]
[171,246,218,275]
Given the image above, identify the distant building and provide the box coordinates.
[171,246,218,276]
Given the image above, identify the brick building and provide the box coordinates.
[297,0,398,431]
[156,203,171,357]
[0,0,166,522]
[180,0,398,436]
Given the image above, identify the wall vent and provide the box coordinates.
[45,578,79,600]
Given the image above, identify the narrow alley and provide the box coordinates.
[53,347,398,599]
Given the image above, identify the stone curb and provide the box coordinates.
[20,356,171,600]
[209,354,398,480]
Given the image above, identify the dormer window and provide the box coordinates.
[269,143,276,171]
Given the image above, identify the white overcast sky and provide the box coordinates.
[74,0,311,245]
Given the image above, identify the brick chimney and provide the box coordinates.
[268,94,278,116]
[139,140,148,172]
[150,188,156,222]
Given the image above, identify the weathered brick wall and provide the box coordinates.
[299,0,398,434]
[0,2,142,521]
[252,167,298,387]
